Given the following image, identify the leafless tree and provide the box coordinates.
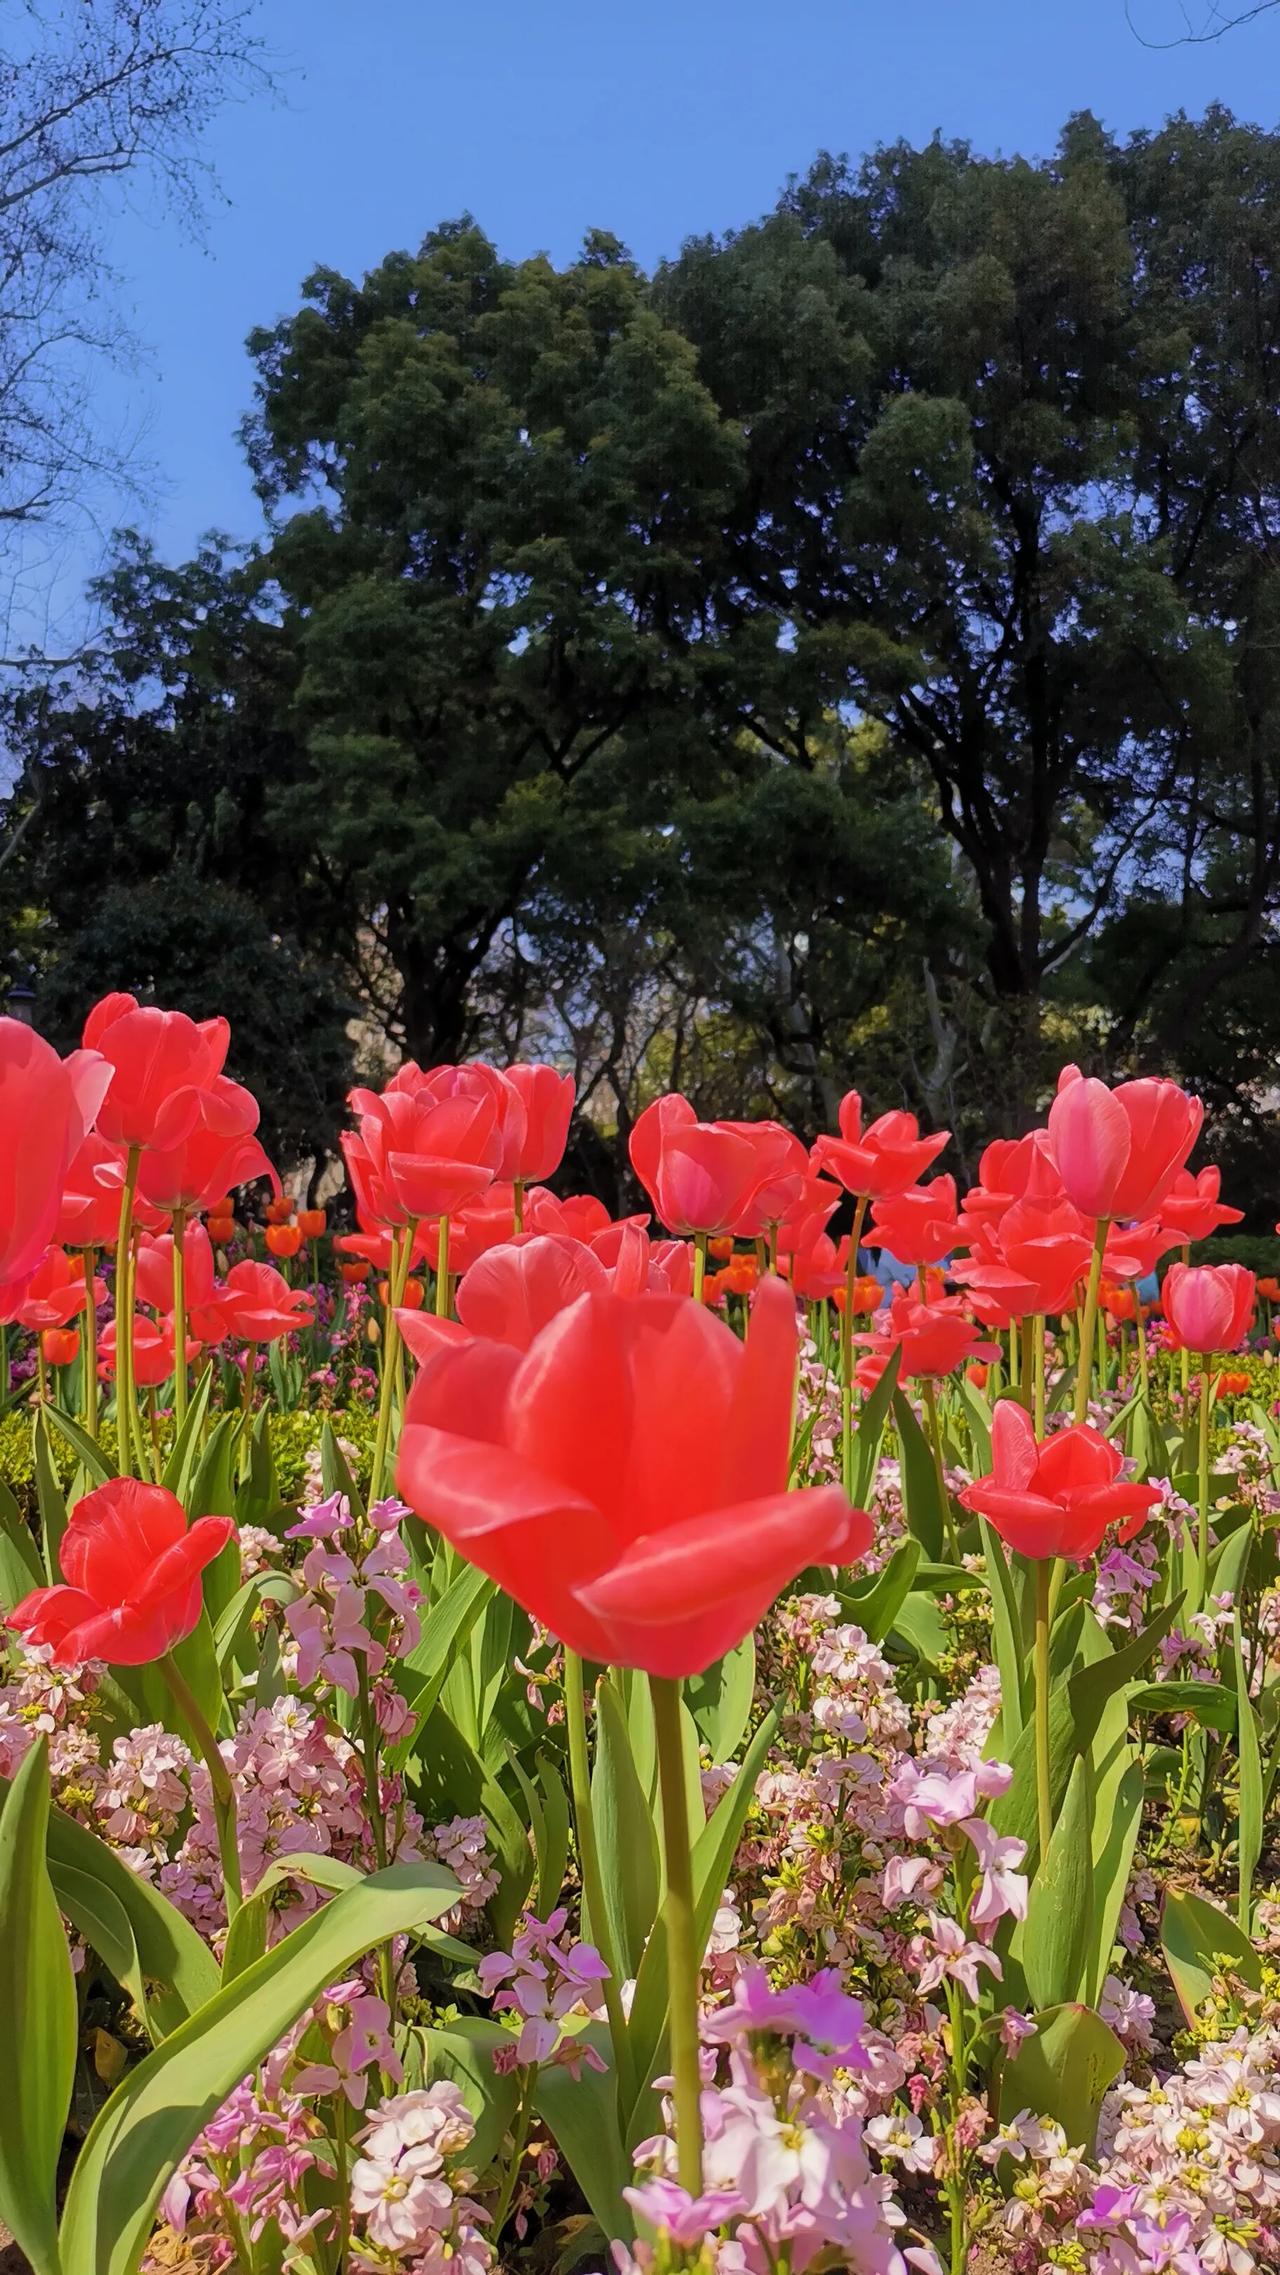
[0,1,270,666]
[1127,0,1280,43]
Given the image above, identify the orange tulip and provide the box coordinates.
[265,1195,296,1226]
[378,1275,424,1309]
[707,1235,735,1262]
[206,1215,236,1245]
[1216,1369,1251,1397]
[265,1224,303,1259]
[41,1326,80,1367]
[297,1208,327,1240]
[340,1259,370,1285]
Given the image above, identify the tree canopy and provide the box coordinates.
[6,108,1280,1202]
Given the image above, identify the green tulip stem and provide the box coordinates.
[692,1229,707,1305]
[113,1144,143,1477]
[562,1651,634,2105]
[368,1216,419,1507]
[171,1208,188,1431]
[1197,1362,1213,1610]
[1034,1559,1053,1870]
[840,1195,869,1497]
[921,1376,958,1561]
[160,1651,241,1918]
[1073,1218,1110,1426]
[435,1214,451,1317]
[649,1672,704,2196]
[513,1179,525,1236]
[81,1247,99,1440]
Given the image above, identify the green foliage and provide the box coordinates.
[0,1403,376,1521]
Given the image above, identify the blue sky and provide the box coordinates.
[87,0,1280,583]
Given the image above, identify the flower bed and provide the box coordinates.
[1,1003,1278,2275]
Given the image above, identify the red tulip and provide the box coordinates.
[867,1177,961,1267]
[135,1224,225,1340]
[537,1192,626,1242]
[781,1225,844,1301]
[1158,1167,1243,1244]
[41,1326,80,1367]
[721,1121,809,1237]
[458,1235,608,1346]
[956,1134,1044,1237]
[1161,1262,1256,1355]
[1047,1067,1203,1224]
[811,1093,949,1200]
[958,1401,1160,1560]
[1104,1219,1178,1283]
[396,1274,869,1677]
[99,1311,202,1387]
[84,996,232,1153]
[7,1477,234,1665]
[497,1065,575,1183]
[136,1079,276,1215]
[629,1096,766,1237]
[216,1259,315,1342]
[589,1222,693,1297]
[9,1247,100,1331]
[856,1287,997,1387]
[0,1020,110,1293]
[56,1133,137,1250]
[347,1064,505,1225]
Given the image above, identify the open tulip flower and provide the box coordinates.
[856,1287,998,1387]
[397,1273,869,1677]
[0,1018,111,1297]
[811,1092,950,1200]
[867,1176,961,1268]
[628,1095,769,1238]
[217,1258,316,1341]
[8,1478,234,1665]
[1161,1261,1256,1354]
[1047,1067,1203,1225]
[960,1401,1161,1561]
[84,996,234,1156]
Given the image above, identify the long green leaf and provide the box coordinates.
[33,1409,71,1581]
[684,1636,755,1761]
[840,1538,921,1648]
[1023,1751,1095,2009]
[160,1371,215,1500]
[1162,1885,1262,2024]
[980,1523,1026,1748]
[59,1862,461,2275]
[42,1404,114,1490]
[388,1564,496,1774]
[0,1774,221,2033]
[590,1675,661,1979]
[891,1387,945,1558]
[0,1470,43,1606]
[849,1346,901,1507]
[0,1740,77,2275]
[998,2002,1124,2156]
[534,2022,634,2240]
[1232,1610,1264,1932]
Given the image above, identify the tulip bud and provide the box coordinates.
[41,1326,81,1367]
[297,1208,326,1239]
[266,1224,303,1259]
